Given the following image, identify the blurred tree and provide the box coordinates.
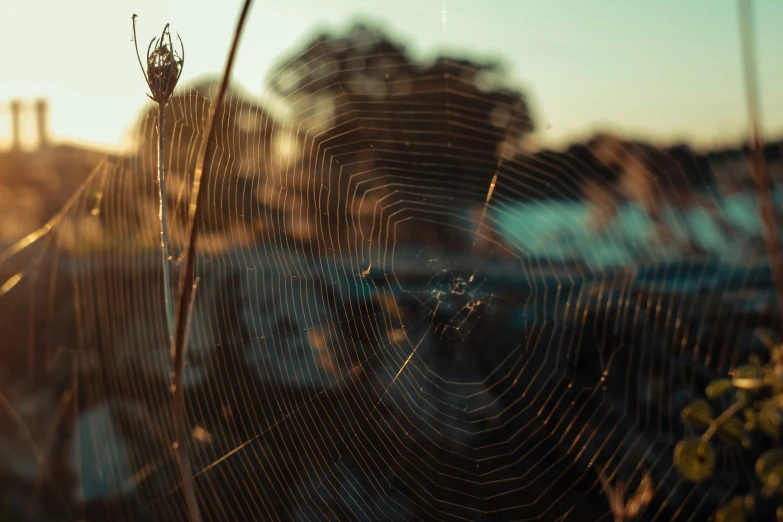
[135,79,275,238]
[264,22,535,252]
[585,133,750,256]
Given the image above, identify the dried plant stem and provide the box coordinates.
[595,463,653,522]
[173,277,201,522]
[739,0,783,320]
[170,1,254,521]
[158,103,175,348]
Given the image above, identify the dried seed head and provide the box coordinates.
[133,17,185,105]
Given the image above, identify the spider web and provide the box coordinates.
[0,20,780,522]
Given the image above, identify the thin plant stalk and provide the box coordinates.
[131,17,183,348]
[170,2,254,521]
[738,0,783,321]
[174,277,201,522]
[158,103,175,348]
[132,16,196,520]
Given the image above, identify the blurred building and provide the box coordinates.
[4,97,49,152]
[0,98,110,248]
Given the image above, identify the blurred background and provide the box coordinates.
[1,0,782,251]
[1,1,783,521]
[2,0,783,151]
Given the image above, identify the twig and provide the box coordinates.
[131,15,180,355]
[170,1,254,521]
[738,0,783,321]
[159,102,175,348]
[597,465,653,522]
[172,277,201,522]
[184,277,201,350]
[132,18,184,349]
[132,14,195,519]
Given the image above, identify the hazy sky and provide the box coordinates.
[1,0,781,151]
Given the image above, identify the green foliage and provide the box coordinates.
[732,363,766,390]
[674,436,716,482]
[707,379,735,399]
[760,398,782,439]
[714,496,749,522]
[756,449,783,497]
[682,399,714,427]
[718,416,746,445]
[673,330,783,520]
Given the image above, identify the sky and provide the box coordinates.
[0,0,781,152]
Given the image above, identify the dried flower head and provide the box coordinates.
[132,16,185,104]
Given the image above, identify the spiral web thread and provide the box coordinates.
[0,21,781,522]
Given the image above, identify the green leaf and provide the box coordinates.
[706,379,734,399]
[732,364,766,390]
[714,496,747,522]
[756,448,783,497]
[759,398,782,439]
[674,436,715,482]
[760,463,783,497]
[755,448,783,497]
[681,399,714,428]
[718,417,745,444]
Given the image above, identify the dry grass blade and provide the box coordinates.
[738,0,783,321]
[170,1,255,521]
